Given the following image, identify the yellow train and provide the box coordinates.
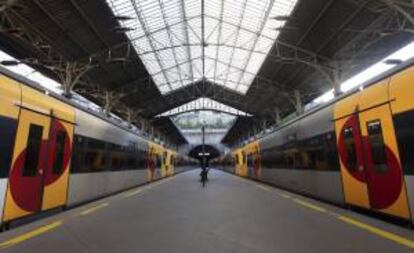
[0,67,196,229]
[218,58,414,222]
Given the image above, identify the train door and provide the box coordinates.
[3,109,51,222]
[246,155,254,178]
[42,119,73,211]
[162,151,169,177]
[337,107,410,219]
[2,109,74,222]
[337,113,369,209]
[147,148,156,181]
[358,104,410,219]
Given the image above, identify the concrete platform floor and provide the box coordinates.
[1,169,414,253]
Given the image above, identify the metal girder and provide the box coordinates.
[68,0,138,81]
[75,14,201,62]
[157,0,185,89]
[234,0,276,90]
[212,0,225,86]
[129,0,173,90]
[179,0,195,87]
[382,0,414,26]
[222,0,248,89]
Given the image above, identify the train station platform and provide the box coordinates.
[0,169,413,253]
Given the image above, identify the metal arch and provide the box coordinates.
[135,43,268,58]
[234,0,277,90]
[162,108,248,118]
[129,0,173,90]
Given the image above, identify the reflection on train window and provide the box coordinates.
[367,120,388,173]
[260,132,339,171]
[23,124,43,177]
[343,127,357,171]
[247,155,254,168]
[156,155,162,168]
[84,138,107,171]
[393,111,414,174]
[71,135,162,173]
[52,130,66,175]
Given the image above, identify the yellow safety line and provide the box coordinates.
[122,176,174,198]
[0,220,62,249]
[80,203,109,216]
[123,189,144,198]
[293,198,327,213]
[256,184,271,192]
[338,215,414,249]
[280,193,291,199]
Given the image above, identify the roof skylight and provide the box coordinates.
[106,0,298,94]
[159,97,251,117]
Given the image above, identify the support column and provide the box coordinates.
[60,61,93,98]
[126,109,133,128]
[332,68,342,97]
[262,119,267,134]
[294,90,303,115]
[274,107,281,125]
[103,91,111,117]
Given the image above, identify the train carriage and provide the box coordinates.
[0,66,196,229]
[219,58,414,222]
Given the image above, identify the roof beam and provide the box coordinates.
[157,0,185,89]
[129,0,173,90]
[212,0,225,87]
[179,0,195,87]
[222,0,249,89]
[234,0,276,90]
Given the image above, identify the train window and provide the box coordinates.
[366,120,388,173]
[23,124,43,177]
[393,111,414,175]
[343,127,357,172]
[84,138,107,172]
[0,116,17,178]
[71,135,85,173]
[247,155,254,168]
[325,132,340,171]
[156,155,162,168]
[52,130,66,175]
[137,150,147,169]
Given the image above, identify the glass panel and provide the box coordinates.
[23,124,43,177]
[343,127,358,172]
[52,130,67,175]
[106,0,299,94]
[366,120,388,173]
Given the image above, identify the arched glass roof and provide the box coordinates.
[106,0,298,94]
